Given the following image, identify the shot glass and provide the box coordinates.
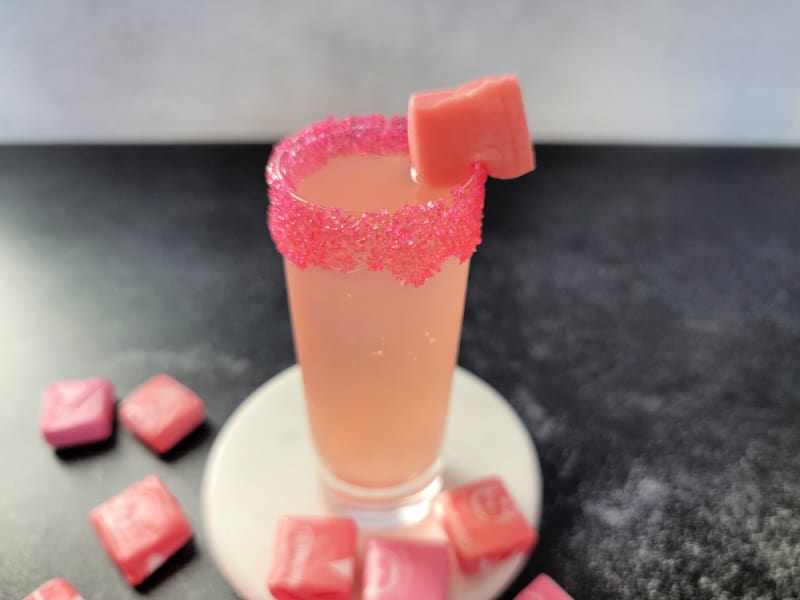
[267,115,486,527]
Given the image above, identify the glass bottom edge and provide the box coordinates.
[319,459,443,529]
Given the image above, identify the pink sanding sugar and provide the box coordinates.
[266,115,487,287]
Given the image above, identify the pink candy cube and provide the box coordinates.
[268,516,357,600]
[40,378,115,448]
[24,578,83,600]
[362,538,449,600]
[119,374,205,454]
[90,475,193,586]
[515,574,574,600]
[437,476,538,574]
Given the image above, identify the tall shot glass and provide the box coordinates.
[266,115,487,527]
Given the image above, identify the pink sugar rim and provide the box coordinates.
[266,114,487,287]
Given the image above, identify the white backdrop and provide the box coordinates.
[1,0,799,144]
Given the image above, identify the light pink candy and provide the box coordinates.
[362,538,449,600]
[515,574,574,600]
[40,378,115,448]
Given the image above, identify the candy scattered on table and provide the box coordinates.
[514,574,574,600]
[89,475,193,586]
[436,476,537,574]
[40,378,115,449]
[268,516,357,600]
[362,538,449,600]
[408,74,535,187]
[119,374,205,454]
[23,578,84,600]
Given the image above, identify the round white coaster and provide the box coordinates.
[202,365,542,600]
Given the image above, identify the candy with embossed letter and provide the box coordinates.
[268,516,357,600]
[362,538,449,600]
[40,378,114,448]
[514,574,574,600]
[90,475,193,585]
[437,476,537,573]
[119,374,204,454]
[24,578,84,600]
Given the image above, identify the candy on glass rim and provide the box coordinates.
[408,74,535,187]
[515,574,574,600]
[90,475,193,586]
[118,374,205,454]
[268,515,357,600]
[24,578,84,600]
[362,538,449,600]
[40,378,114,449]
[436,476,537,574]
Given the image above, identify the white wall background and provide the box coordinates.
[1,1,799,144]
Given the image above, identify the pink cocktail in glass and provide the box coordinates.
[267,115,486,526]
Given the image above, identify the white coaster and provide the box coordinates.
[202,365,542,600]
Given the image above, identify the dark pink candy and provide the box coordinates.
[90,475,193,586]
[268,516,357,600]
[119,374,205,454]
[515,574,574,600]
[437,476,537,574]
[24,578,83,600]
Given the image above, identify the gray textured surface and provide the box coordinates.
[1,144,799,599]
[2,1,800,144]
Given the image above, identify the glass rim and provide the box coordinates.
[266,114,481,216]
[265,114,487,287]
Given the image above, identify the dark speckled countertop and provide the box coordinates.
[1,145,798,599]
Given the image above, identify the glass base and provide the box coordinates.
[319,460,443,529]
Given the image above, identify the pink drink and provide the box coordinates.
[267,116,486,523]
[285,257,468,488]
[288,157,468,488]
